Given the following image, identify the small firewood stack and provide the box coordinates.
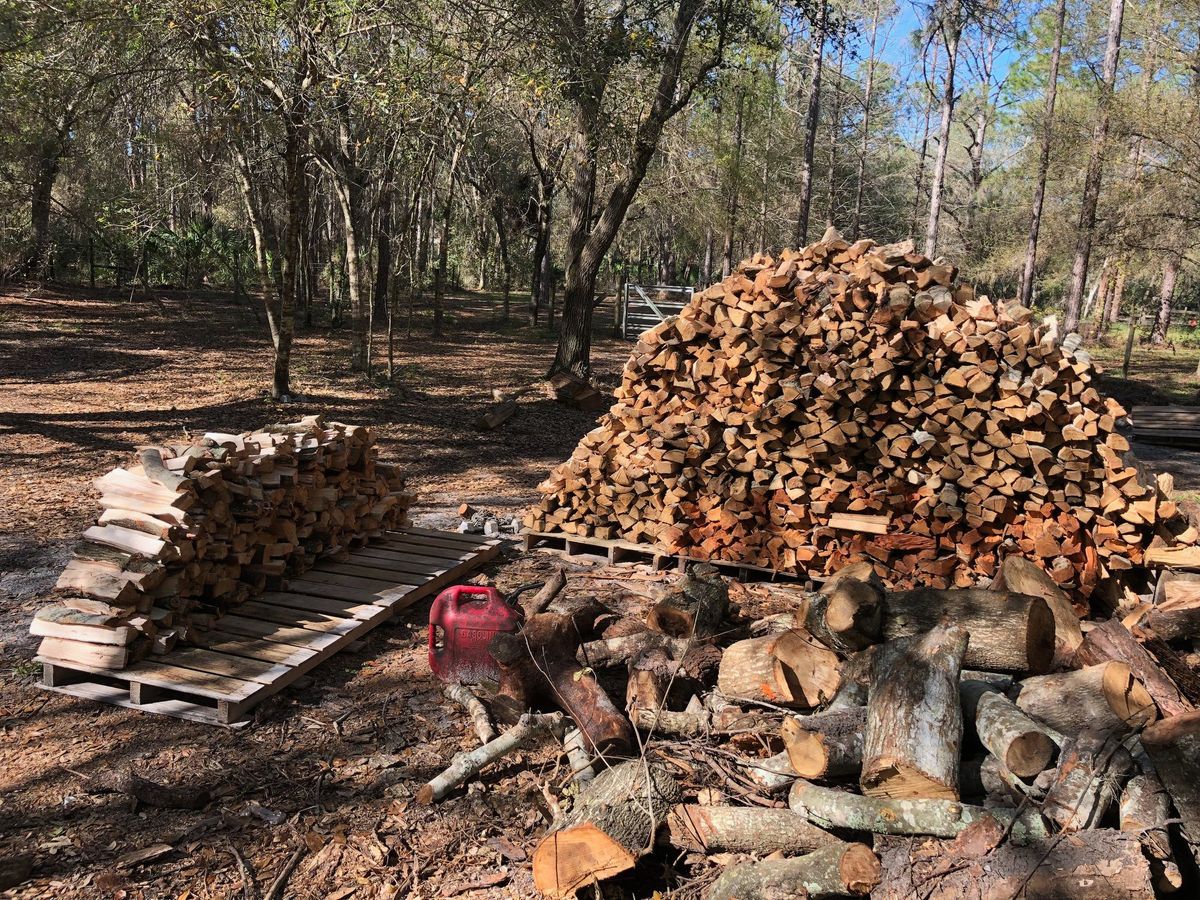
[527,232,1198,599]
[31,415,413,670]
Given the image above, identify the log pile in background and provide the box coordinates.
[527,233,1199,598]
[31,415,412,670]
[423,560,1200,898]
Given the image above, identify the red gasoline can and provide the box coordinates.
[428,585,524,683]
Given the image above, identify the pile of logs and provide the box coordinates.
[31,415,412,669]
[422,560,1200,898]
[527,233,1198,598]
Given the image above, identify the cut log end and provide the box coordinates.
[861,759,958,801]
[1102,661,1158,730]
[840,843,884,895]
[1004,730,1057,779]
[532,823,636,898]
[1024,595,1056,674]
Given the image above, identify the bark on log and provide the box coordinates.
[522,566,567,617]
[782,707,866,779]
[632,701,765,738]
[646,563,729,638]
[443,683,496,745]
[993,554,1083,666]
[578,631,692,668]
[1041,730,1133,831]
[1120,772,1183,893]
[664,804,840,855]
[803,577,884,653]
[872,830,1153,899]
[707,842,881,900]
[788,781,1049,842]
[882,588,1055,674]
[532,758,681,898]
[625,646,675,718]
[717,630,840,708]
[740,750,800,793]
[824,646,876,710]
[1141,710,1200,869]
[137,448,190,492]
[562,726,595,784]
[1076,617,1192,718]
[1015,662,1157,734]
[960,681,1057,777]
[417,712,564,804]
[861,625,967,800]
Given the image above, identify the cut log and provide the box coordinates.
[664,804,840,855]
[872,829,1153,899]
[646,563,729,638]
[54,559,142,605]
[1041,730,1134,831]
[788,780,1049,842]
[532,758,681,898]
[707,842,881,900]
[37,636,130,668]
[881,589,1055,674]
[490,611,632,759]
[1120,772,1183,893]
[740,750,800,793]
[474,399,518,430]
[800,577,883,652]
[1015,662,1157,734]
[86,769,210,809]
[1075,617,1192,717]
[625,646,674,720]
[578,631,692,668]
[1141,710,1200,869]
[137,447,190,491]
[861,625,968,800]
[993,555,1083,666]
[781,707,866,779]
[31,606,136,646]
[717,630,841,708]
[959,680,1057,778]
[417,712,563,804]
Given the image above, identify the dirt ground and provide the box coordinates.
[5,284,1200,898]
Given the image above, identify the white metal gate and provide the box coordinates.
[619,283,694,339]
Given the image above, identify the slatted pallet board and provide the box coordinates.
[38,527,503,726]
[522,530,811,585]
[1131,405,1200,448]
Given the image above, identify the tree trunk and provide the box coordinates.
[433,138,466,339]
[1063,0,1126,334]
[963,33,997,255]
[331,173,367,372]
[825,42,845,229]
[794,2,827,248]
[851,6,881,241]
[1150,253,1180,345]
[862,625,968,800]
[27,140,64,276]
[908,42,939,243]
[924,3,961,258]
[721,87,745,278]
[373,162,395,327]
[1018,0,1067,307]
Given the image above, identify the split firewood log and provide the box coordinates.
[1041,730,1134,831]
[781,707,866,779]
[872,829,1153,899]
[707,842,881,900]
[717,630,841,708]
[417,712,564,804]
[881,589,1055,673]
[1015,662,1157,734]
[992,555,1083,666]
[861,625,968,800]
[1075,617,1192,717]
[646,563,729,638]
[532,758,680,898]
[489,609,632,759]
[788,781,1050,842]
[1120,771,1183,893]
[1140,709,1200,869]
[664,804,840,855]
[959,680,1058,778]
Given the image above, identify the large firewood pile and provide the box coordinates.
[526,234,1198,599]
[30,415,412,670]
[424,561,1200,898]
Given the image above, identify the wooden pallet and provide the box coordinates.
[38,527,503,726]
[1131,405,1200,448]
[522,530,810,585]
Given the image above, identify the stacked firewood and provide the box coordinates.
[31,415,412,669]
[527,233,1198,598]
[422,561,1200,898]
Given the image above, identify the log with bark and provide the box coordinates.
[760,576,884,652]
[959,680,1058,778]
[717,630,841,708]
[645,563,729,638]
[489,610,633,759]
[788,781,1050,842]
[1140,709,1200,869]
[532,758,681,898]
[707,842,881,900]
[881,588,1055,674]
[1076,617,1192,717]
[664,804,840,855]
[992,554,1083,666]
[1120,771,1183,893]
[1041,730,1134,831]
[781,707,866,779]
[872,829,1153,899]
[861,625,968,800]
[1015,661,1157,734]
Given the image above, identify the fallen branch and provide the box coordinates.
[443,683,496,745]
[417,712,564,804]
[664,804,840,855]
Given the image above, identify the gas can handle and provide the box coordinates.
[449,585,495,608]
